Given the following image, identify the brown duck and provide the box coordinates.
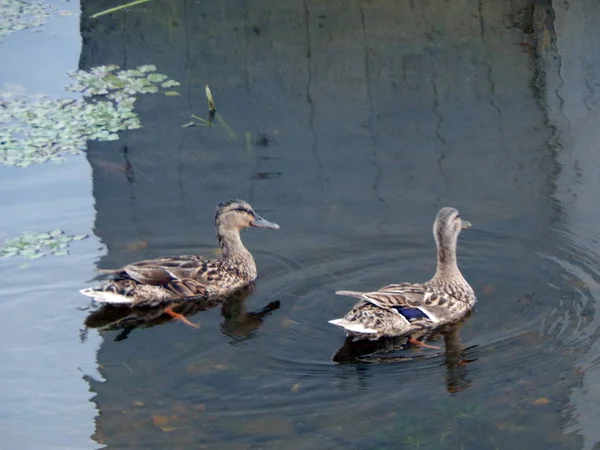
[80,200,279,326]
[329,207,475,346]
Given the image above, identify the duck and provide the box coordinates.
[80,200,279,327]
[329,207,475,345]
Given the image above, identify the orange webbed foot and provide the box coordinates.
[409,337,441,349]
[164,307,200,329]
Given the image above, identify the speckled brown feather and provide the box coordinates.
[334,280,475,340]
[330,207,475,341]
[81,200,279,307]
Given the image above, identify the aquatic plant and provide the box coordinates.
[90,0,152,18]
[205,85,216,113]
[0,93,137,166]
[0,0,53,41]
[183,84,237,144]
[66,64,180,98]
[0,229,88,259]
[0,65,180,167]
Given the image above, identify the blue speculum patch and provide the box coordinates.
[392,306,429,321]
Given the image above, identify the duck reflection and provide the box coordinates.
[332,321,477,394]
[83,283,280,342]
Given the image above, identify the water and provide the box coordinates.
[2,0,600,448]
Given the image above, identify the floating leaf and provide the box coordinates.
[21,248,40,259]
[1,65,180,167]
[162,80,180,88]
[0,229,88,259]
[164,91,180,96]
[137,64,157,73]
[147,73,168,83]
[144,85,159,94]
[49,229,63,238]
[0,0,53,41]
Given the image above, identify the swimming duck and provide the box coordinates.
[329,207,475,345]
[80,200,279,326]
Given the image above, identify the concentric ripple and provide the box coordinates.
[89,225,600,449]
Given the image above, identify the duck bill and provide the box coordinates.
[461,220,472,229]
[251,215,280,229]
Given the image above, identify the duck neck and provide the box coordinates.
[217,227,252,262]
[432,234,462,281]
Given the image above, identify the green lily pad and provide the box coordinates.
[0,229,89,260]
[162,80,181,88]
[0,0,53,41]
[0,65,180,167]
[147,73,168,83]
[137,64,157,73]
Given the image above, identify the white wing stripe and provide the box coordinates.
[417,307,439,323]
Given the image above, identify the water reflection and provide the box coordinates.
[78,0,600,447]
[0,0,101,447]
[333,321,476,394]
[535,0,600,447]
[84,283,280,342]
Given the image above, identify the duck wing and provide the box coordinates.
[89,255,248,305]
[336,282,443,324]
[89,256,213,302]
[107,255,211,286]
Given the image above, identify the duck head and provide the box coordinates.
[215,199,280,232]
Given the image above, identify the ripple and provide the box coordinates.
[234,228,599,396]
[88,225,600,445]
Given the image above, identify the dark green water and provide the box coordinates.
[3,0,600,449]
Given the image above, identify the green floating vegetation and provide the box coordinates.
[0,93,139,166]
[0,229,88,259]
[0,0,53,41]
[66,64,180,99]
[0,64,180,167]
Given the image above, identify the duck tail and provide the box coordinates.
[97,268,123,275]
[335,290,366,299]
[328,318,377,334]
[79,288,133,305]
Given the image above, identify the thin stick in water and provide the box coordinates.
[91,0,153,18]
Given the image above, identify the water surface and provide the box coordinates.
[3,0,600,449]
